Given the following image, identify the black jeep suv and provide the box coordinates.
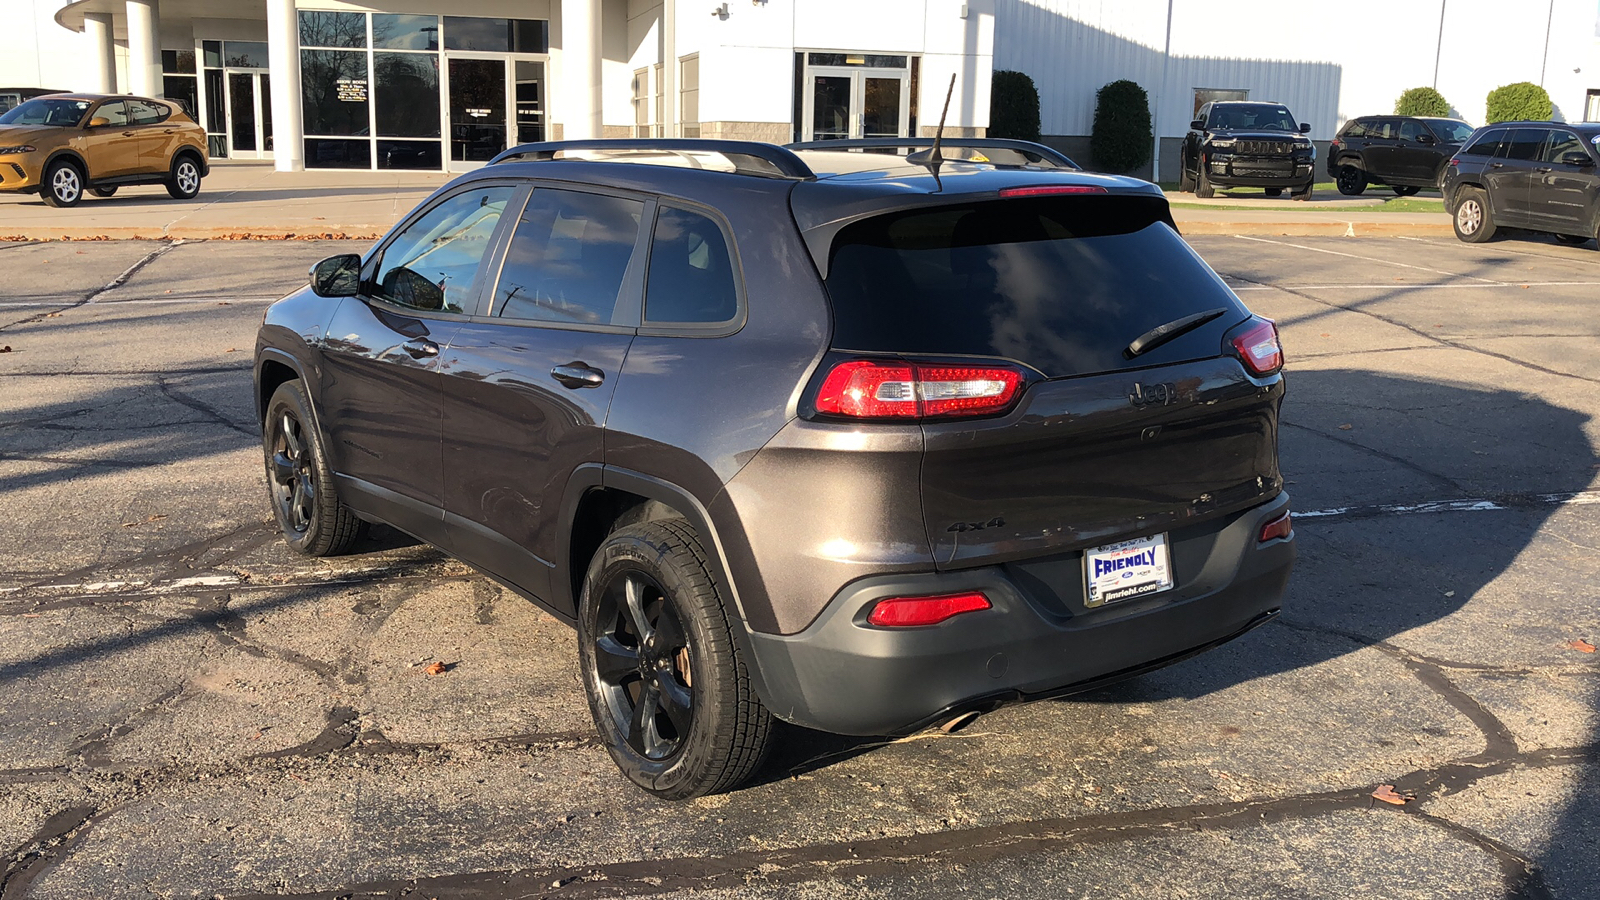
[1327,115,1472,196]
[1442,121,1600,246]
[1180,101,1316,199]
[255,137,1296,799]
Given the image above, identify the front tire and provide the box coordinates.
[1291,179,1314,201]
[90,186,118,198]
[1195,164,1215,199]
[166,155,202,200]
[1177,160,1195,193]
[1452,186,1497,243]
[41,159,83,208]
[263,381,363,556]
[1264,187,1283,197]
[1392,185,1420,197]
[578,519,773,800]
[1336,165,1367,196]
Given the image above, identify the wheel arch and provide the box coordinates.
[42,149,88,178]
[172,145,208,177]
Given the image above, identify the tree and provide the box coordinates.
[1089,79,1151,174]
[1485,82,1552,123]
[1394,87,1450,117]
[989,70,1041,142]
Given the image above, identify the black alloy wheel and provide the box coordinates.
[1336,165,1367,196]
[579,520,773,800]
[262,381,362,555]
[90,185,118,198]
[1392,185,1420,197]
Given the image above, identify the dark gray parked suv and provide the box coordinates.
[255,138,1296,799]
[1327,115,1473,196]
[1442,121,1600,245]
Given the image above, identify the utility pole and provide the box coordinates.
[1432,0,1446,88]
[1153,0,1173,184]
[1540,0,1555,86]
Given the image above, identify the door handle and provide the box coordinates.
[1536,166,1553,173]
[122,131,136,136]
[1490,162,1504,168]
[402,338,439,359]
[550,362,605,389]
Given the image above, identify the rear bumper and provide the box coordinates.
[745,493,1295,735]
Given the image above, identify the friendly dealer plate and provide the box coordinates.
[1083,533,1174,608]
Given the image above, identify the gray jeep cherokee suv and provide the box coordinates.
[254,138,1296,799]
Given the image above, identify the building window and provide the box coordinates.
[680,55,699,138]
[443,17,548,53]
[1193,88,1248,116]
[373,14,439,51]
[201,41,226,158]
[1587,90,1600,122]
[301,49,370,137]
[633,67,654,137]
[161,49,198,119]
[299,11,367,49]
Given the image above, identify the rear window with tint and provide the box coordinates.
[824,195,1249,379]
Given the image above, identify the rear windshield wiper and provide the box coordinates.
[1123,308,1230,360]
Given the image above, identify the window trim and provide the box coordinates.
[637,198,748,337]
[476,180,654,333]
[360,179,527,321]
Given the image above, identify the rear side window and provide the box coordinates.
[824,195,1248,379]
[1369,119,1396,140]
[1502,129,1546,161]
[1463,129,1506,156]
[127,99,171,125]
[492,188,644,325]
[644,206,738,325]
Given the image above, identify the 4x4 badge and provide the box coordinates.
[948,517,1006,533]
[1129,382,1177,407]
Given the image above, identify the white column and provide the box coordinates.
[266,0,304,171]
[126,0,162,98]
[84,13,118,94]
[561,0,603,140]
[661,0,676,137]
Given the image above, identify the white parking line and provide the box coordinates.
[1296,490,1600,521]
[1228,282,1600,291]
[0,297,281,308]
[1234,235,1505,284]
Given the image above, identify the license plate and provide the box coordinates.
[1084,533,1174,608]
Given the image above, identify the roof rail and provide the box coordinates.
[786,138,1080,170]
[488,139,816,180]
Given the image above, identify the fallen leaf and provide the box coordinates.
[146,514,166,522]
[0,346,11,353]
[121,521,137,527]
[1567,639,1596,653]
[1371,784,1413,805]
[1338,424,1353,431]
[1444,590,1455,598]
[424,660,448,676]
[224,348,238,353]
[22,613,40,618]
[45,312,61,318]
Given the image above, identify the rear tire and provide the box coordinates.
[90,186,118,198]
[166,154,202,200]
[1392,185,1420,197]
[40,159,83,208]
[1336,165,1367,196]
[263,381,363,556]
[578,519,774,800]
[1452,186,1496,243]
[1553,233,1590,246]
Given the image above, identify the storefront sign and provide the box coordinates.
[336,78,368,102]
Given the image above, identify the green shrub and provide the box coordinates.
[1485,82,1552,123]
[989,70,1041,142]
[1394,87,1450,117]
[1089,79,1151,174]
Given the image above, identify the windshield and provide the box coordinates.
[1208,104,1297,131]
[1426,120,1474,143]
[824,195,1249,378]
[0,97,90,127]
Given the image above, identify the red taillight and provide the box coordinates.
[1330,139,1341,149]
[1229,317,1283,376]
[868,591,992,627]
[814,360,1023,420]
[999,185,1108,197]
[1259,512,1292,543]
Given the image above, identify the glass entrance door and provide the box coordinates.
[223,70,272,159]
[801,56,911,142]
[447,57,507,168]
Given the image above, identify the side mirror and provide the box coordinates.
[1562,151,1595,167]
[1299,122,1311,134]
[87,116,110,128]
[1190,118,1205,131]
[1417,133,1437,145]
[379,266,444,311]
[309,254,361,297]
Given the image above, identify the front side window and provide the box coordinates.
[645,206,738,325]
[1543,130,1586,164]
[492,188,644,325]
[372,185,515,313]
[1399,120,1424,142]
[93,100,130,127]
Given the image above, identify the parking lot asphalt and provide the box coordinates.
[0,235,1596,899]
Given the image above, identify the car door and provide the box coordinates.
[83,99,141,179]
[125,99,178,174]
[1527,128,1595,234]
[316,181,520,544]
[1361,118,1399,178]
[1488,128,1546,226]
[438,184,646,612]
[1394,119,1435,183]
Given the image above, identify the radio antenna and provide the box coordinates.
[907,73,957,174]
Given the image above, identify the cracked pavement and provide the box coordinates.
[0,235,1596,899]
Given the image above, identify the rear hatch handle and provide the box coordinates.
[1123,308,1231,360]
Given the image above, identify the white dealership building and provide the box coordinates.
[5,0,1599,178]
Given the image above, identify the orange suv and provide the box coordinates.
[0,93,208,208]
